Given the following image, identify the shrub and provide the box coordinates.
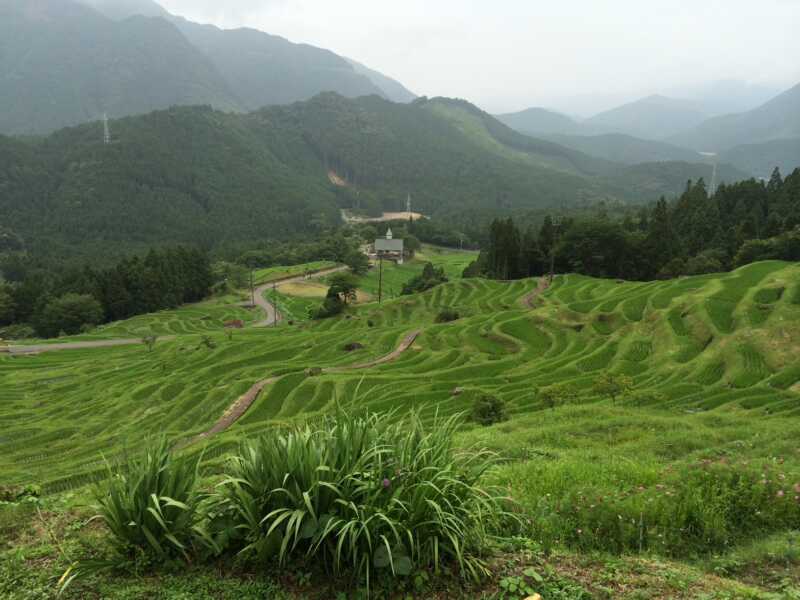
[435,309,460,323]
[538,383,578,410]
[402,263,448,295]
[91,441,205,563]
[207,412,511,586]
[471,395,508,426]
[0,323,35,340]
[314,296,344,319]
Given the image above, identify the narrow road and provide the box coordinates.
[5,337,176,356]
[3,266,348,354]
[182,329,421,446]
[252,265,349,327]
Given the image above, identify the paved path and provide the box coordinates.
[3,266,347,354]
[5,336,176,356]
[252,266,349,327]
[183,329,421,446]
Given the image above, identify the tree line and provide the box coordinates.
[467,168,800,281]
[0,247,212,338]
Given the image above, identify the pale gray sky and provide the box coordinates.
[158,0,800,115]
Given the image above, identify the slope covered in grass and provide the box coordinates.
[3,260,800,597]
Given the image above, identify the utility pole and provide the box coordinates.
[377,253,384,304]
[549,217,562,284]
[249,270,255,307]
[272,281,278,327]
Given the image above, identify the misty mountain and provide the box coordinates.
[667,79,785,116]
[495,107,585,136]
[77,0,168,19]
[345,58,417,103]
[543,133,702,165]
[669,83,800,152]
[0,0,415,135]
[0,0,240,135]
[169,17,384,110]
[496,107,706,165]
[583,94,710,140]
[719,138,800,179]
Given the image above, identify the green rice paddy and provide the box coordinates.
[3,259,800,592]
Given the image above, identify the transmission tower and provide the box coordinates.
[406,193,412,215]
[103,113,110,145]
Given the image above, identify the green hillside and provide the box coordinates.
[544,132,702,165]
[3,260,799,490]
[2,95,754,262]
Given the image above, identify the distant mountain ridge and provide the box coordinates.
[669,83,800,152]
[583,94,710,140]
[0,0,414,134]
[495,107,585,136]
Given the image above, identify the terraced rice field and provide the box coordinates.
[2,259,799,500]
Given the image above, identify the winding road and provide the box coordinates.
[252,265,348,327]
[3,266,348,355]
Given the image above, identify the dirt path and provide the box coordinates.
[252,266,349,327]
[325,330,420,372]
[183,330,421,447]
[521,277,551,308]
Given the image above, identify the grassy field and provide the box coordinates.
[2,259,800,598]
[352,244,477,299]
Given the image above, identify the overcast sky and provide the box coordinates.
[158,0,800,115]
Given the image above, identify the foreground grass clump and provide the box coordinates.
[63,413,512,593]
[93,441,206,563]
[208,412,512,586]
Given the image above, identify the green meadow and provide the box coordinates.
[2,258,800,598]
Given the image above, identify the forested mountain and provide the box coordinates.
[0,94,752,262]
[495,107,585,136]
[168,18,385,110]
[0,0,240,135]
[0,106,341,261]
[0,0,413,134]
[670,83,800,152]
[720,138,800,180]
[542,133,702,165]
[584,94,710,140]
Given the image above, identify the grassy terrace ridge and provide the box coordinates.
[252,261,339,286]
[2,259,800,598]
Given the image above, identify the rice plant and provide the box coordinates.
[207,411,512,587]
